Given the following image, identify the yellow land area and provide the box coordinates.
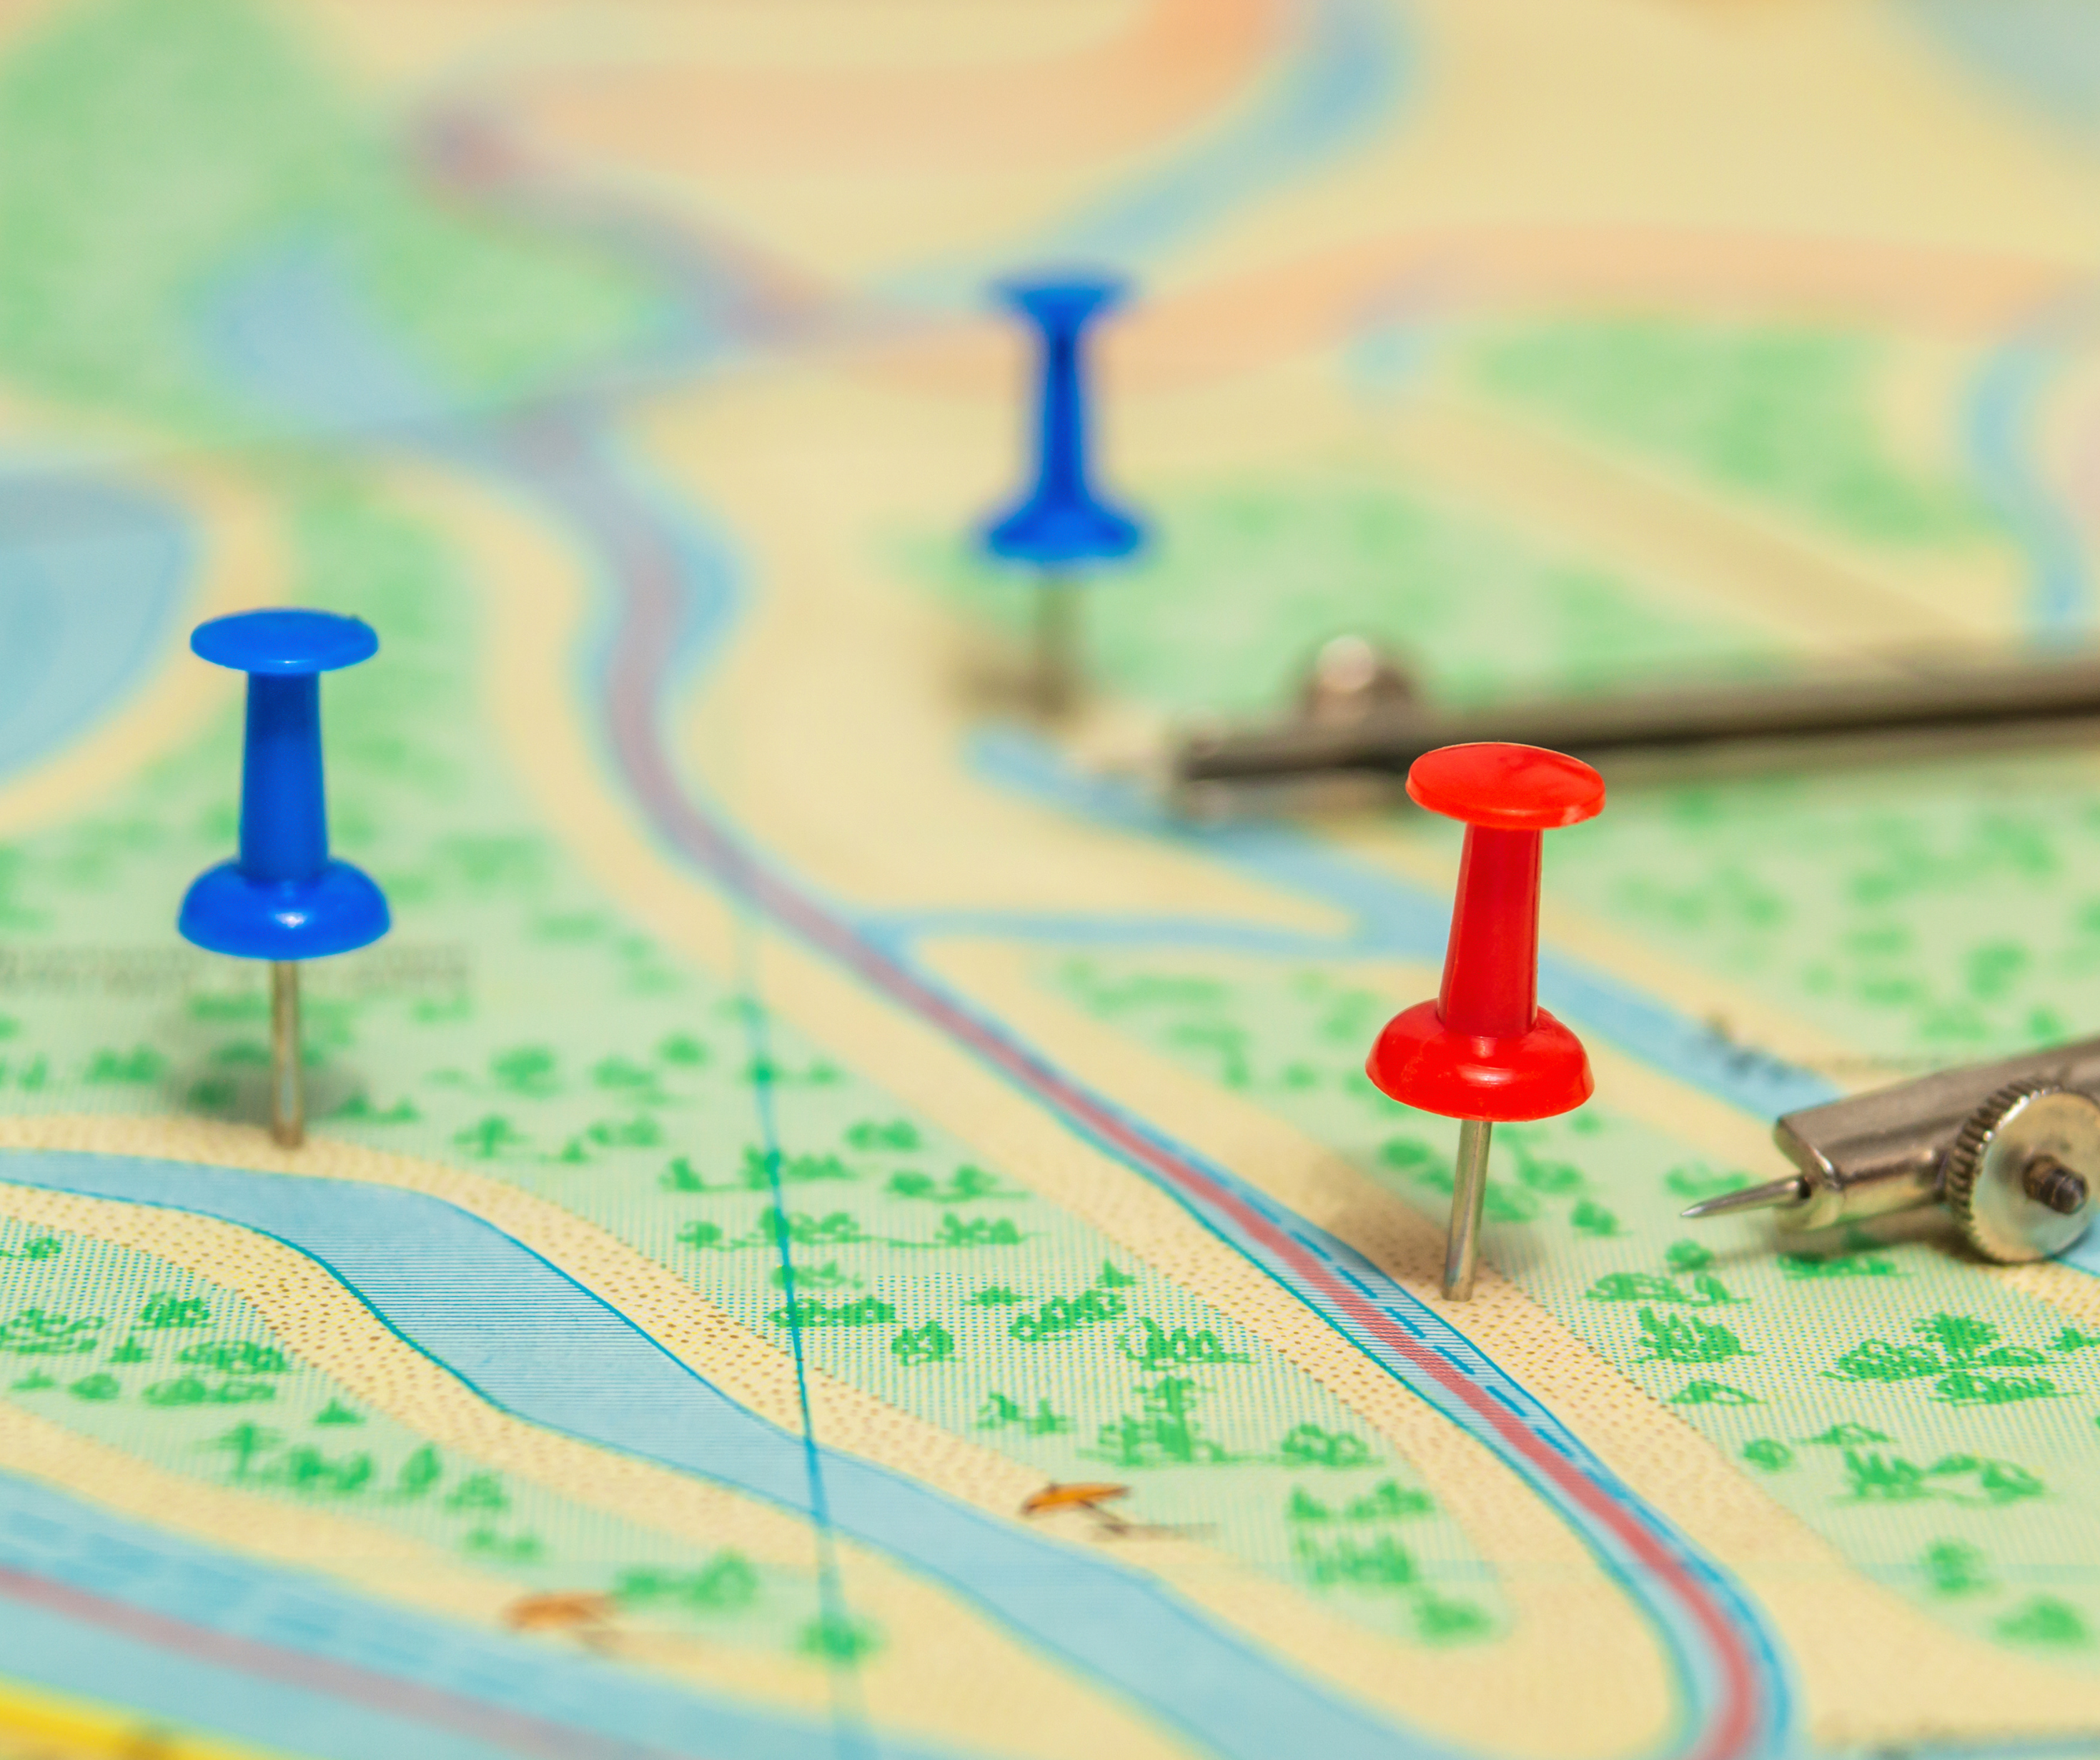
[0,1673,295,1760]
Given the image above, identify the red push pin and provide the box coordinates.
[1367,742,1606,1300]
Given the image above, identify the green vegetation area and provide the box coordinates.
[913,476,1779,720]
[1051,955,2100,1665]
[1472,320,1992,549]
[0,1218,815,1646]
[0,476,1501,1648]
[1545,760,2100,1063]
[0,0,659,432]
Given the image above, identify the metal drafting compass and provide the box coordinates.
[1172,639,2100,813]
[1685,1038,2100,1263]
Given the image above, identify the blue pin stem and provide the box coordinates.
[179,609,390,1146]
[241,675,329,883]
[981,275,1146,714]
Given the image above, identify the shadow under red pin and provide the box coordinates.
[1364,742,1606,1300]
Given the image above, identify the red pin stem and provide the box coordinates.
[1366,743,1605,1298]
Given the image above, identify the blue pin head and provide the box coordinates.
[178,608,390,963]
[997,276,1125,334]
[981,271,1146,570]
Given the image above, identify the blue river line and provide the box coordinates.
[1962,317,2094,637]
[893,0,1405,308]
[0,1146,1441,1760]
[1026,0,1405,269]
[0,1462,892,1760]
[0,470,194,787]
[1901,0,2100,143]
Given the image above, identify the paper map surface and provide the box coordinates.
[0,1,2096,1756]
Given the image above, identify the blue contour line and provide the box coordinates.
[0,1460,961,1760]
[1962,313,2093,637]
[732,913,878,1760]
[0,1148,1437,1760]
[881,0,1408,307]
[1896,0,2100,148]
[1026,0,1409,268]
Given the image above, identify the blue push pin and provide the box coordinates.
[981,274,1146,715]
[178,609,390,1146]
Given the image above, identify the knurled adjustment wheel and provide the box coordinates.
[1944,1078,2100,1263]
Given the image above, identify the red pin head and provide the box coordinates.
[1367,742,1605,1123]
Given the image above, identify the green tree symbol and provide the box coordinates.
[845,1118,917,1152]
[1933,1370,2057,1407]
[1842,1451,1930,1502]
[1295,1531,1415,1591]
[1118,1317,1249,1368]
[138,1293,209,1330]
[452,1115,527,1159]
[1569,1200,1623,1238]
[977,1392,1071,1436]
[1415,1595,1493,1644]
[1923,1541,1991,1596]
[445,1473,509,1513]
[657,1033,709,1068]
[394,1446,443,1501]
[660,1157,708,1193]
[1632,1307,1753,1365]
[890,1321,956,1367]
[1279,1423,1377,1469]
[1997,1599,2089,1646]
[179,1341,287,1377]
[267,1446,375,1497]
[933,1213,1024,1248]
[1916,1313,2000,1360]
[490,1046,558,1098]
[1670,1380,1760,1406]
[0,1308,104,1355]
[798,1613,881,1662]
[209,1423,282,1481]
[1091,1377,1234,1468]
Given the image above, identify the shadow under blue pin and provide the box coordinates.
[981,274,1146,713]
[178,608,389,1146]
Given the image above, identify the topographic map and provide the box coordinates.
[0,1,2099,1756]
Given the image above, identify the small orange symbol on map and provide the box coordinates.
[505,1591,613,1637]
[1022,1481,1133,1533]
[1021,1481,1129,1517]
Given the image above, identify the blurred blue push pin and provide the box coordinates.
[178,610,390,1146]
[981,274,1146,715]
